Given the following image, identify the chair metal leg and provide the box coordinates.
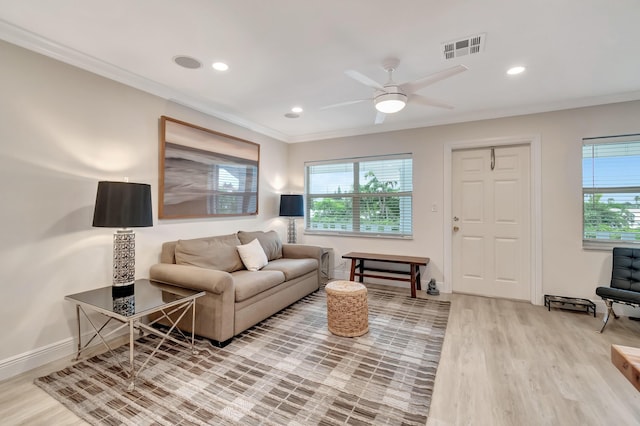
[611,303,619,319]
[599,300,618,333]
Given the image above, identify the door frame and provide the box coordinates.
[443,135,543,305]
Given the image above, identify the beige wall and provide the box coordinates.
[288,100,640,307]
[0,40,289,379]
[2,36,640,380]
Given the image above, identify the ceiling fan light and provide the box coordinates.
[374,92,407,113]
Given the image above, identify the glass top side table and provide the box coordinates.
[65,279,205,391]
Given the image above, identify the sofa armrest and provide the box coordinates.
[150,263,233,295]
[282,244,323,261]
[282,244,326,284]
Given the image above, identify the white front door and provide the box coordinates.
[452,145,531,300]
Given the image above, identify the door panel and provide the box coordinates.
[462,236,484,278]
[452,145,531,300]
[462,181,484,222]
[495,237,518,281]
[494,180,518,222]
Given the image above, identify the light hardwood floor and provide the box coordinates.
[1,291,639,425]
[426,293,640,426]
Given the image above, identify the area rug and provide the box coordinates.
[36,287,450,425]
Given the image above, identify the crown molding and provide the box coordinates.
[3,19,640,145]
[287,90,640,143]
[0,19,290,143]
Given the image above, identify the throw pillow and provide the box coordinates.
[237,238,269,271]
[175,234,244,272]
[237,230,283,261]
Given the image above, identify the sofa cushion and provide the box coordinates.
[237,238,268,271]
[174,234,244,272]
[263,258,318,281]
[232,270,286,302]
[596,286,640,305]
[237,230,283,261]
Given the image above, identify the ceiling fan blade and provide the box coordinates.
[319,99,369,110]
[400,64,468,93]
[410,94,455,110]
[374,111,386,124]
[345,70,385,90]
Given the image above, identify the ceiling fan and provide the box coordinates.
[322,58,468,124]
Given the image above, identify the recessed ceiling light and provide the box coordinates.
[284,113,300,119]
[291,106,303,113]
[173,55,202,69]
[507,66,526,75]
[212,62,229,71]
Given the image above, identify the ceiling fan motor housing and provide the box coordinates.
[374,86,407,113]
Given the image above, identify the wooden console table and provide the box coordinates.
[611,344,640,392]
[342,252,429,298]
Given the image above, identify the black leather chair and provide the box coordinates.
[595,247,640,332]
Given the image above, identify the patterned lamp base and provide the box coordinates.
[287,217,297,244]
[113,229,135,286]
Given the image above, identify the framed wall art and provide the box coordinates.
[159,116,260,219]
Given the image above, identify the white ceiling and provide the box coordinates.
[1,0,640,143]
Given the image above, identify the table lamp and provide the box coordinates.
[279,194,304,244]
[92,181,153,290]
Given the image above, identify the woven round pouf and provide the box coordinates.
[325,280,369,337]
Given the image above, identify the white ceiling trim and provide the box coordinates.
[0,19,290,142]
[287,90,640,143]
[2,18,640,145]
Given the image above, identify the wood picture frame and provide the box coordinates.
[159,116,260,219]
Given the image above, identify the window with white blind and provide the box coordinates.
[583,134,640,246]
[305,154,413,238]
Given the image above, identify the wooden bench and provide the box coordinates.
[611,344,640,392]
[342,252,429,298]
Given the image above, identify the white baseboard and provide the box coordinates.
[0,337,75,382]
[5,289,634,383]
[330,272,639,317]
[0,326,131,382]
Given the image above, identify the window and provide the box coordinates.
[305,154,413,238]
[583,134,640,246]
[208,164,258,215]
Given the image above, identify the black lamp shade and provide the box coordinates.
[279,194,304,217]
[92,181,153,228]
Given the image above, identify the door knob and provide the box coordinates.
[453,226,460,232]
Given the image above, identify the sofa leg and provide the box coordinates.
[599,300,617,333]
[209,337,233,348]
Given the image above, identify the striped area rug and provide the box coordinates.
[36,287,450,425]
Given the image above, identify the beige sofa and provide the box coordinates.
[149,230,323,346]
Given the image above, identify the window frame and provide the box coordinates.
[582,133,640,250]
[304,153,413,239]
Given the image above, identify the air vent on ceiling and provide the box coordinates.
[442,33,485,60]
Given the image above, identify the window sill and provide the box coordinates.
[583,239,640,251]
[304,230,413,240]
